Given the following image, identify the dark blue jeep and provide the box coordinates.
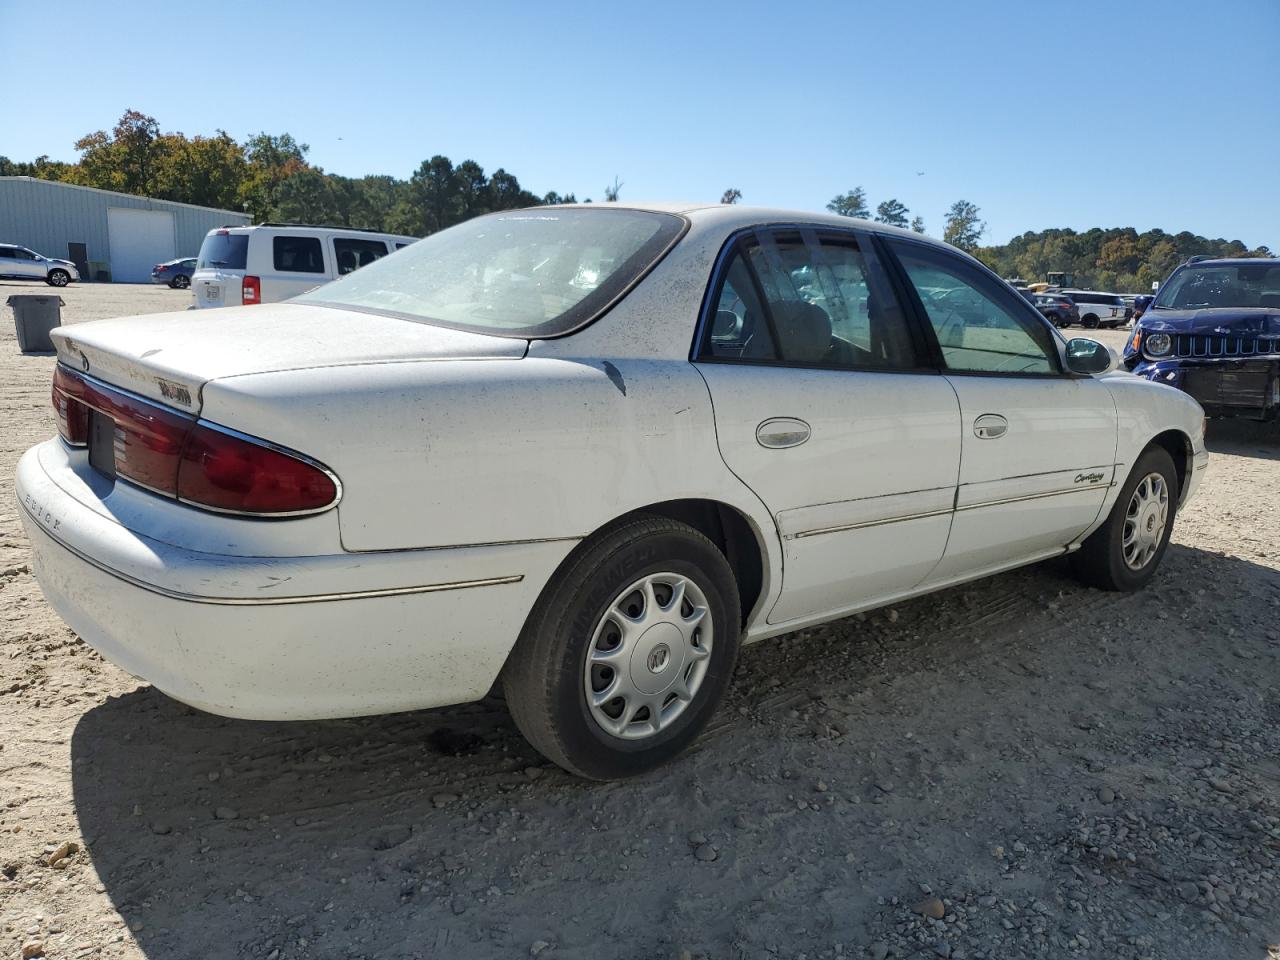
[1123,257,1280,420]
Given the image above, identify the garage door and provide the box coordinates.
[107,208,175,283]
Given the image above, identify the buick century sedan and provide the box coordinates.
[18,204,1207,779]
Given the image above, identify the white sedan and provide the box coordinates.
[17,203,1207,779]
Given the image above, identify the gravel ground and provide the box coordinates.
[1,280,1277,960]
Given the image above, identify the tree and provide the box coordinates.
[874,198,909,227]
[827,187,868,219]
[240,132,311,222]
[454,160,489,220]
[69,109,165,195]
[943,200,985,252]
[720,188,742,204]
[603,176,623,202]
[542,191,578,205]
[153,132,246,210]
[910,216,926,234]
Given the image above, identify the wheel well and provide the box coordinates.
[1149,429,1191,496]
[620,499,766,628]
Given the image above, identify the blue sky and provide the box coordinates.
[2,0,1277,248]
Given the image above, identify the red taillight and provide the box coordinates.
[242,275,261,304]
[50,365,338,516]
[155,264,168,272]
[52,366,89,445]
[177,425,337,514]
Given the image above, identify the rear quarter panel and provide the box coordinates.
[197,357,779,560]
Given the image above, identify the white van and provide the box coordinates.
[191,224,417,309]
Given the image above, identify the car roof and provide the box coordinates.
[1177,257,1280,267]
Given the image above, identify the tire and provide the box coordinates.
[46,269,69,287]
[1082,314,1099,329]
[502,516,741,780]
[172,274,190,289]
[1070,446,1178,591]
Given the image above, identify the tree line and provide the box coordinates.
[0,110,578,235]
[826,185,1271,292]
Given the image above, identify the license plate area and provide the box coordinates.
[203,284,221,301]
[88,409,118,481]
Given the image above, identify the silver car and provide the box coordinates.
[0,244,80,287]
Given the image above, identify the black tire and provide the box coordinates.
[502,516,741,780]
[172,274,190,289]
[46,269,69,287]
[1082,314,1099,329]
[1070,446,1178,591]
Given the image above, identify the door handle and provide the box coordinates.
[973,413,1008,439]
[756,417,811,449]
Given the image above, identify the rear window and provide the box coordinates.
[295,208,686,338]
[333,237,389,275]
[273,236,325,273]
[197,232,248,270]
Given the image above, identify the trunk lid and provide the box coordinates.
[50,302,527,413]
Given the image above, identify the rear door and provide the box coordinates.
[694,227,961,625]
[884,239,1117,583]
[192,230,249,309]
[264,234,329,302]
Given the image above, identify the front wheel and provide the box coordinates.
[1070,446,1178,591]
[502,516,741,780]
[47,269,69,287]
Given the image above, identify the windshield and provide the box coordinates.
[197,232,249,270]
[1152,263,1280,310]
[295,208,686,338]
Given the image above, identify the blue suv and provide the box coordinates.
[1123,257,1280,420]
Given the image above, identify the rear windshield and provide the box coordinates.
[197,232,248,270]
[295,208,686,338]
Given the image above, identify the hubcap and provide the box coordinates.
[583,572,713,740]
[1122,472,1169,571]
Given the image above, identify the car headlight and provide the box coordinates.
[1144,332,1173,357]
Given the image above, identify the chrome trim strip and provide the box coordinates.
[789,507,954,540]
[21,498,522,606]
[956,484,1114,511]
[787,482,1115,539]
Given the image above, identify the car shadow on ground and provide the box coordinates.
[68,541,1279,960]
[1206,418,1279,461]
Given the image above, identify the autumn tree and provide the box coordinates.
[943,200,985,251]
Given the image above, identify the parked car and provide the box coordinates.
[1032,293,1080,327]
[151,257,197,289]
[190,224,416,309]
[1059,289,1129,328]
[1124,257,1280,419]
[18,204,1207,780]
[0,243,80,286]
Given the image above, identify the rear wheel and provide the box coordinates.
[502,516,740,780]
[46,269,69,287]
[1070,446,1178,591]
[1082,314,1099,328]
[172,274,190,289]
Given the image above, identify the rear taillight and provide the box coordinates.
[50,365,338,516]
[178,425,337,515]
[155,264,168,272]
[242,275,261,304]
[52,366,89,446]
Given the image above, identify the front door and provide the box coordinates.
[884,239,1117,583]
[694,228,961,625]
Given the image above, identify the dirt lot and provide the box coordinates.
[1,280,1277,960]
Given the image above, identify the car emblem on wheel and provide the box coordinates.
[647,644,670,673]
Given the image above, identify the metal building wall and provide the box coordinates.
[0,177,249,280]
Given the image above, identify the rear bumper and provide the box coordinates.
[16,444,575,720]
[1131,357,1280,420]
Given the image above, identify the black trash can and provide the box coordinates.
[7,294,64,353]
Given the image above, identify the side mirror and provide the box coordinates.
[1064,337,1117,375]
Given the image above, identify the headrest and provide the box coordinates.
[712,310,741,338]
[1259,292,1280,310]
[772,301,831,362]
